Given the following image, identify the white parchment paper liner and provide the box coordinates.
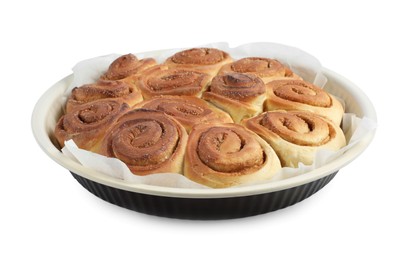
[61,42,377,189]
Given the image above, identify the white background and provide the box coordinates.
[1,0,405,259]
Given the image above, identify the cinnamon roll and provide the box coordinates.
[264,79,344,125]
[98,109,188,176]
[54,99,129,151]
[164,47,233,77]
[218,57,301,83]
[136,95,233,133]
[66,79,143,113]
[100,53,156,81]
[202,73,266,123]
[184,123,281,188]
[136,65,211,99]
[242,110,346,167]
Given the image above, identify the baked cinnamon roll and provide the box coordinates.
[164,47,233,77]
[54,99,129,151]
[264,79,344,125]
[184,123,281,188]
[218,57,301,83]
[242,110,346,167]
[98,109,188,176]
[136,95,233,132]
[202,73,266,123]
[136,65,211,99]
[66,79,143,113]
[100,53,156,81]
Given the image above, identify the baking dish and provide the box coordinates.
[32,48,376,219]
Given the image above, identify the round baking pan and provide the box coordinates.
[32,68,376,220]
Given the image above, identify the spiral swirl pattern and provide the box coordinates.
[209,73,265,101]
[184,123,281,188]
[66,80,142,112]
[265,80,344,125]
[54,99,129,150]
[218,57,300,83]
[99,109,187,175]
[169,48,229,65]
[270,80,331,107]
[197,127,264,172]
[259,111,333,146]
[101,54,156,81]
[165,47,233,77]
[138,96,233,132]
[203,73,266,123]
[137,65,211,99]
[242,110,346,167]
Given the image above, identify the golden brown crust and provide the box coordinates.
[100,53,156,81]
[66,80,143,113]
[136,65,212,100]
[55,48,350,187]
[54,99,130,151]
[164,48,233,77]
[242,110,346,167]
[218,57,301,83]
[184,123,281,188]
[264,80,344,125]
[135,95,233,132]
[202,73,266,123]
[97,109,187,176]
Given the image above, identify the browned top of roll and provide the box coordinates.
[66,80,141,113]
[138,95,233,132]
[209,73,265,101]
[267,80,332,107]
[245,110,336,146]
[98,109,187,175]
[137,65,211,98]
[54,99,129,150]
[228,57,292,77]
[67,80,129,105]
[189,124,265,174]
[168,48,230,65]
[101,54,156,80]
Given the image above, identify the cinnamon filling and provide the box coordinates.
[102,54,141,80]
[71,80,131,103]
[271,80,332,107]
[61,100,125,134]
[171,48,226,65]
[77,103,114,124]
[197,127,264,173]
[210,73,265,100]
[146,69,204,92]
[141,97,226,129]
[105,111,180,169]
[231,57,286,77]
[260,111,334,146]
